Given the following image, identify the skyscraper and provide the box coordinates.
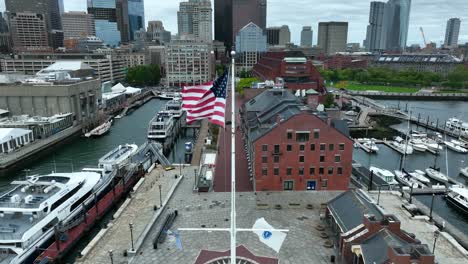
[177,0,212,42]
[214,0,232,47]
[444,18,461,48]
[382,0,411,51]
[62,12,95,39]
[266,26,290,46]
[147,21,171,44]
[235,22,267,53]
[9,12,50,52]
[5,0,64,50]
[232,0,267,47]
[317,22,348,55]
[365,1,385,51]
[127,0,145,41]
[301,26,313,47]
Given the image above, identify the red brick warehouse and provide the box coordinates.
[240,89,353,192]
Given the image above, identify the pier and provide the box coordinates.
[346,90,468,101]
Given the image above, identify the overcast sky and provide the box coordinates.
[1,0,467,47]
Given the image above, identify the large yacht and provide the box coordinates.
[164,99,184,118]
[370,166,399,185]
[0,172,101,264]
[446,118,468,137]
[446,187,468,215]
[147,111,175,141]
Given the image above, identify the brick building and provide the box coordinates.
[240,89,353,192]
[252,51,326,93]
[323,54,369,70]
[327,190,435,264]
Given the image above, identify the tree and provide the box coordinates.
[126,64,161,86]
[324,93,335,108]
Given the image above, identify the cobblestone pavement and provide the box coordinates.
[77,166,180,264]
[131,168,340,264]
[368,192,468,264]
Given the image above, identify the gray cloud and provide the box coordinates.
[2,0,468,46]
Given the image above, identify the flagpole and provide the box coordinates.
[230,50,237,264]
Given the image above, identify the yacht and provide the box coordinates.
[422,139,443,153]
[446,118,468,138]
[391,136,414,155]
[158,92,181,100]
[409,138,428,152]
[362,139,379,153]
[446,187,468,215]
[425,168,449,183]
[85,120,112,138]
[0,172,101,264]
[460,167,468,178]
[444,141,468,154]
[394,170,422,188]
[408,170,431,185]
[164,99,184,118]
[147,111,175,141]
[370,166,399,185]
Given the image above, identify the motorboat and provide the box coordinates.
[362,139,379,153]
[446,187,468,215]
[345,111,358,116]
[444,141,468,154]
[460,167,468,178]
[0,172,101,263]
[164,99,184,118]
[158,92,181,100]
[422,139,443,153]
[451,139,468,149]
[408,170,431,184]
[425,168,449,183]
[446,118,468,138]
[85,120,112,138]
[391,136,413,155]
[409,138,428,152]
[147,111,175,141]
[394,170,422,188]
[370,166,399,185]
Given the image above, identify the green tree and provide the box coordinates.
[324,93,335,108]
[126,64,161,86]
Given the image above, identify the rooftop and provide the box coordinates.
[0,128,31,143]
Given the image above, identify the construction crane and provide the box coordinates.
[419,27,427,47]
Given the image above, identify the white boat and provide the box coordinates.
[409,170,431,184]
[446,187,468,215]
[446,117,468,138]
[460,167,468,178]
[164,99,184,118]
[115,114,123,119]
[158,92,181,100]
[394,170,421,188]
[451,139,468,149]
[361,139,379,153]
[85,120,112,138]
[422,139,443,153]
[425,168,449,183]
[345,111,358,116]
[0,172,101,264]
[147,111,175,140]
[370,166,399,185]
[444,141,468,153]
[409,139,428,152]
[391,136,414,155]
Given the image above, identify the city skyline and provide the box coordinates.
[2,0,463,47]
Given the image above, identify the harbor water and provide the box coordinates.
[355,99,468,240]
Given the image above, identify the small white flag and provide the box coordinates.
[252,218,287,253]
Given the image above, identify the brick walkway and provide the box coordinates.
[191,120,209,166]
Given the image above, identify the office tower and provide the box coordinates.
[317,22,348,55]
[5,0,63,50]
[301,26,313,47]
[127,0,145,42]
[444,18,461,48]
[9,12,50,52]
[235,22,267,53]
[266,27,280,46]
[0,13,11,53]
[214,0,232,47]
[365,1,385,51]
[177,0,212,42]
[62,12,95,39]
[232,0,267,45]
[382,0,411,51]
[147,21,171,44]
[278,25,291,45]
[88,0,121,47]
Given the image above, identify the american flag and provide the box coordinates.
[182,71,229,127]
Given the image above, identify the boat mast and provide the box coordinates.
[229,51,237,264]
[401,110,411,170]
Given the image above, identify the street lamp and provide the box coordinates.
[158,184,162,207]
[429,193,436,221]
[129,223,135,252]
[108,249,114,264]
[432,230,440,254]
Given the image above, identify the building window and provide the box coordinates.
[328,167,334,175]
[300,144,305,151]
[309,167,315,176]
[322,179,328,188]
[262,144,268,151]
[262,156,268,163]
[274,144,280,153]
[319,167,324,175]
[314,130,320,139]
[339,143,345,151]
[287,145,292,151]
[287,131,293,140]
[299,156,304,163]
[320,155,325,162]
[283,180,294,191]
[337,167,343,175]
[274,155,279,163]
[262,168,268,176]
[320,144,326,151]
[310,143,315,151]
[329,144,334,151]
[274,167,279,176]
[335,155,341,162]
[299,167,304,176]
[287,167,292,176]
[296,132,309,142]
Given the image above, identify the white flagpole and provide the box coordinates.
[230,50,237,264]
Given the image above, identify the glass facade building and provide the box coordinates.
[128,0,145,41]
[235,22,267,53]
[88,0,121,47]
